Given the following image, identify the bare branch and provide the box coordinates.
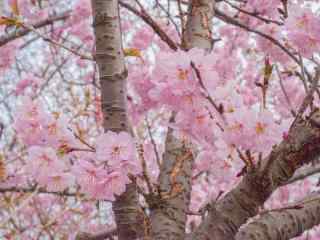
[283,164,320,186]
[235,191,320,240]
[119,0,178,51]
[0,11,70,47]
[0,186,90,198]
[76,228,117,240]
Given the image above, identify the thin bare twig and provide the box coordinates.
[0,12,70,47]
[275,65,296,117]
[223,0,283,25]
[296,68,320,118]
[119,0,178,51]
[145,117,161,169]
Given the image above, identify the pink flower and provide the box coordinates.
[247,110,284,154]
[72,160,131,201]
[285,5,320,57]
[119,160,142,176]
[72,159,107,192]
[246,0,281,17]
[149,50,202,111]
[0,42,19,74]
[132,28,154,50]
[26,146,67,184]
[14,97,50,146]
[223,107,253,150]
[256,24,289,63]
[15,78,33,95]
[97,170,131,201]
[96,131,135,165]
[45,171,74,192]
[175,107,215,145]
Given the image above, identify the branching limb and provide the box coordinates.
[188,69,320,240]
[235,191,320,240]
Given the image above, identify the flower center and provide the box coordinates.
[112,145,122,158]
[177,68,188,80]
[255,122,266,134]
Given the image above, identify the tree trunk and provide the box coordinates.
[149,1,215,239]
[91,1,141,239]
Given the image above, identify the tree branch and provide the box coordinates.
[76,228,117,240]
[119,0,178,51]
[0,11,70,47]
[283,164,320,186]
[188,71,320,240]
[235,191,320,240]
[0,186,80,197]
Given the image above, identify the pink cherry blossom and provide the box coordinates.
[45,171,74,192]
[285,5,320,57]
[96,131,135,165]
[25,146,67,184]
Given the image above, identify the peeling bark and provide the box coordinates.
[236,191,320,240]
[188,111,320,240]
[91,1,141,239]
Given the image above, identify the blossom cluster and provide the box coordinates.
[14,98,141,201]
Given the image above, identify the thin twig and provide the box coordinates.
[190,61,225,123]
[0,12,70,47]
[275,65,296,117]
[119,0,178,51]
[145,117,161,168]
[296,68,320,118]
[21,23,93,60]
[223,0,283,25]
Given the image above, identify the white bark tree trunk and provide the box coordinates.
[91,1,142,239]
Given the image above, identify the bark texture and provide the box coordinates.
[188,111,320,240]
[184,0,215,51]
[150,127,193,240]
[235,191,320,240]
[91,1,141,239]
[150,1,215,239]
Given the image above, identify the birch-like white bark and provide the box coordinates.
[91,1,141,239]
[149,1,215,239]
[183,0,215,51]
